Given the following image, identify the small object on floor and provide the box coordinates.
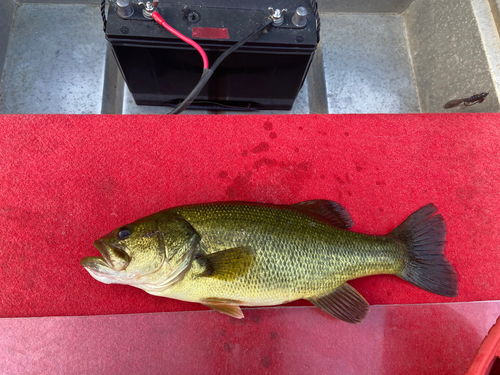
[444,92,489,109]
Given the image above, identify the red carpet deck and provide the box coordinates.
[0,114,499,317]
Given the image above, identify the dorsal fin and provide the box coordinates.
[291,200,354,229]
[307,283,370,323]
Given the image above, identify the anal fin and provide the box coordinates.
[307,283,370,324]
[201,298,244,319]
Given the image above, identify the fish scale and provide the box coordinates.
[164,202,403,305]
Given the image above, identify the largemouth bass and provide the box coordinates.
[81,201,458,323]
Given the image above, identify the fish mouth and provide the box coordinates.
[93,240,113,267]
[80,256,109,271]
[81,240,131,272]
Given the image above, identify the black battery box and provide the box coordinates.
[105,1,319,110]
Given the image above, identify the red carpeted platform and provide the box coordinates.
[1,113,499,318]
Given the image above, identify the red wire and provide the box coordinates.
[152,12,209,69]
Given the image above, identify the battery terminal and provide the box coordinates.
[268,7,287,27]
[292,6,308,27]
[138,0,158,19]
[117,0,134,18]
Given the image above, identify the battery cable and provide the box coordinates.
[151,13,273,114]
[100,1,274,114]
[152,12,209,70]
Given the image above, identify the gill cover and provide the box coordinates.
[138,214,202,292]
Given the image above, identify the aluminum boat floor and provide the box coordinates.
[0,0,499,114]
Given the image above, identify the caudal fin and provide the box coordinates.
[391,204,458,297]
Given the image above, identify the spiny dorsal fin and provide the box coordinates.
[307,283,370,324]
[291,200,354,229]
[201,298,244,319]
[197,247,253,280]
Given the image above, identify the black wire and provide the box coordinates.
[101,0,107,32]
[310,0,320,43]
[210,18,272,73]
[169,18,273,115]
[168,68,213,114]
[165,101,262,111]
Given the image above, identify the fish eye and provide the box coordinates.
[117,227,131,239]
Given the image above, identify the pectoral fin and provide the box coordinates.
[307,283,370,324]
[201,298,244,319]
[197,247,254,280]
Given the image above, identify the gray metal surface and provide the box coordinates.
[0,3,107,114]
[472,0,500,106]
[318,0,414,13]
[1,0,500,114]
[0,2,16,96]
[489,0,500,34]
[18,0,101,3]
[101,45,125,114]
[306,42,329,114]
[321,13,420,113]
[404,0,500,112]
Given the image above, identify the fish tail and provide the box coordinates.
[390,204,458,297]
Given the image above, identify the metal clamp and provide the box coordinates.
[138,0,158,19]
